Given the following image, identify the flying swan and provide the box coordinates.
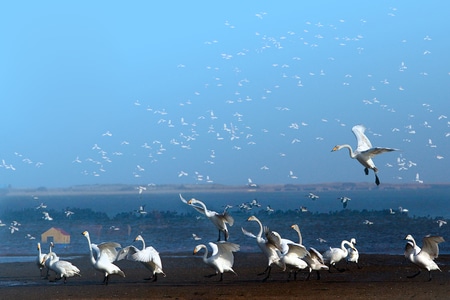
[180,194,234,241]
[331,125,398,185]
[404,234,444,281]
[82,231,125,285]
[193,241,240,281]
[117,234,165,281]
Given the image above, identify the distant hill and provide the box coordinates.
[3,182,448,197]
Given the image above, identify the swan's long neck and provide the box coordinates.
[85,234,96,265]
[140,238,146,250]
[196,200,207,213]
[200,245,209,263]
[341,240,351,254]
[340,144,356,158]
[37,244,42,257]
[292,225,302,245]
[48,253,56,266]
[255,218,263,238]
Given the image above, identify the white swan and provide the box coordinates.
[290,224,328,280]
[117,234,165,281]
[36,242,45,276]
[331,125,398,185]
[404,234,444,281]
[279,226,308,280]
[43,252,81,283]
[323,239,356,272]
[180,194,234,241]
[193,241,240,281]
[242,216,285,281]
[44,242,59,279]
[82,231,125,285]
[346,238,361,269]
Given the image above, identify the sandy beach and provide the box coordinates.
[0,252,448,299]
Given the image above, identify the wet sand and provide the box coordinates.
[0,253,449,299]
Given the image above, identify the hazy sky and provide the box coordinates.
[1,1,449,188]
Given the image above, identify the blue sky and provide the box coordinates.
[0,1,449,188]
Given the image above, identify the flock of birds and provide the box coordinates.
[30,195,445,284]
[2,4,448,189]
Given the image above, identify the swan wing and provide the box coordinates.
[208,242,220,256]
[214,242,239,268]
[116,245,139,261]
[352,125,372,152]
[98,242,122,262]
[361,147,398,158]
[287,243,308,258]
[421,236,444,259]
[264,227,283,252]
[241,227,257,239]
[309,247,325,264]
[132,246,162,267]
[218,211,234,226]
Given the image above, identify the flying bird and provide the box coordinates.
[404,234,444,281]
[193,241,240,281]
[338,196,351,208]
[331,125,398,185]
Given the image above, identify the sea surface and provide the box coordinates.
[0,185,449,263]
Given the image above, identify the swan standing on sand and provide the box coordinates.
[193,241,240,281]
[36,243,46,276]
[242,216,285,281]
[323,239,357,272]
[180,194,234,241]
[279,226,308,280]
[42,252,81,283]
[346,238,361,269]
[117,234,165,281]
[331,125,397,185]
[44,242,58,279]
[82,231,125,285]
[404,234,444,281]
[290,225,329,279]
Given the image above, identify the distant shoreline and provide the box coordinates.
[2,182,448,197]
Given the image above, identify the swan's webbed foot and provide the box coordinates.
[205,273,218,278]
[316,271,321,280]
[257,266,269,276]
[364,168,369,175]
[144,274,157,282]
[259,266,271,282]
[407,269,421,279]
[375,174,380,185]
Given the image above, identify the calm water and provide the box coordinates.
[0,186,449,262]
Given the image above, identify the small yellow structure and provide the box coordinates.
[41,227,71,244]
